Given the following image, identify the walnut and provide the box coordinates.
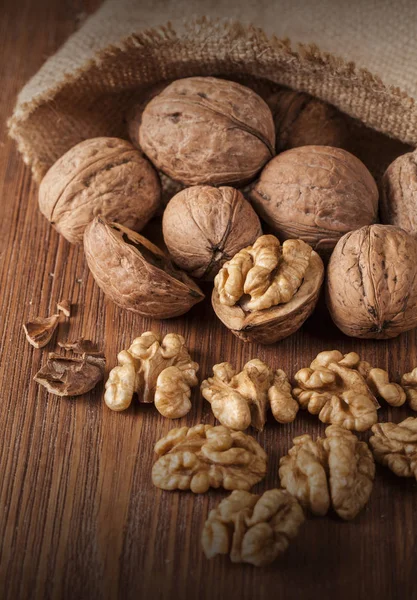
[23,313,59,348]
[202,489,305,566]
[139,77,275,186]
[212,234,324,344]
[84,217,204,319]
[38,137,161,244]
[250,146,378,255]
[369,418,417,480]
[381,150,417,236]
[358,362,406,407]
[293,350,379,432]
[279,425,375,520]
[34,353,105,396]
[162,186,262,280]
[327,225,417,338]
[401,369,417,411]
[104,332,198,418]
[152,424,267,493]
[201,360,298,431]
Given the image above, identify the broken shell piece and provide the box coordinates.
[34,352,105,396]
[23,314,60,348]
[57,299,71,317]
[58,337,102,355]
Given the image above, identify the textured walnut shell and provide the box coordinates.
[381,150,417,236]
[212,251,324,344]
[326,225,417,339]
[162,186,262,280]
[39,137,161,244]
[250,146,378,255]
[139,77,275,186]
[83,217,204,319]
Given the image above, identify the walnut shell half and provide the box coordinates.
[83,217,204,319]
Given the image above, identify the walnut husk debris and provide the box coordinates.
[57,299,71,317]
[279,425,375,520]
[84,217,204,319]
[162,185,262,280]
[104,332,198,418]
[212,234,324,344]
[293,351,379,432]
[401,369,417,411]
[23,314,60,348]
[369,418,417,480]
[381,150,417,236]
[326,225,417,339]
[39,137,161,244]
[152,424,267,493]
[139,76,275,187]
[250,146,378,255]
[34,353,105,396]
[202,489,305,566]
[201,360,298,431]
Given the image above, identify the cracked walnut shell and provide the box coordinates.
[202,489,305,566]
[39,137,161,244]
[201,360,298,431]
[34,353,105,396]
[212,234,324,344]
[162,185,262,280]
[104,332,198,417]
[84,217,204,319]
[279,425,375,520]
[370,418,417,480]
[139,76,275,186]
[327,225,417,338]
[152,424,267,493]
[381,150,417,236]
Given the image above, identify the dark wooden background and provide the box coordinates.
[1,1,416,599]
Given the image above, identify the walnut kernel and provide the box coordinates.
[370,418,417,480]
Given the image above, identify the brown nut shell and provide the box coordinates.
[39,137,161,244]
[212,251,324,344]
[84,217,204,319]
[139,77,275,186]
[162,186,262,280]
[381,150,417,236]
[250,146,378,255]
[326,224,417,339]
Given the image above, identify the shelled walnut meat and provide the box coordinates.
[401,369,417,411]
[104,332,198,418]
[327,225,417,339]
[250,146,378,254]
[202,489,305,566]
[152,424,267,493]
[370,418,417,480]
[381,150,417,235]
[212,234,324,344]
[38,137,161,244]
[162,185,262,280]
[84,217,204,318]
[201,360,298,431]
[139,76,275,186]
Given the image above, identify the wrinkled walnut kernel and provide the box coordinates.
[401,369,417,411]
[34,353,105,396]
[370,418,417,480]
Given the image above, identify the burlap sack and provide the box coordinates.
[8,0,417,182]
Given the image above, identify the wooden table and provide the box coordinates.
[1,1,416,598]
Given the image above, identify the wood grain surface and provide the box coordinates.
[1,1,416,599]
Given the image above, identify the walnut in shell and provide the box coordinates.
[326,225,417,338]
[152,424,267,493]
[139,77,275,186]
[381,150,417,235]
[369,418,417,480]
[39,137,161,244]
[34,353,105,396]
[250,146,378,255]
[83,217,204,319]
[202,489,305,566]
[279,425,375,520]
[401,368,417,411]
[104,332,198,418]
[162,186,262,280]
[212,234,324,344]
[201,360,298,431]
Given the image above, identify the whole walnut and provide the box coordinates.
[326,224,417,339]
[381,150,417,236]
[39,137,161,244]
[138,77,275,186]
[250,146,378,255]
[162,186,262,280]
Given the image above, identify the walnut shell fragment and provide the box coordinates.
[381,150,417,236]
[104,332,198,418]
[401,369,417,411]
[279,425,375,520]
[369,418,417,480]
[202,489,305,566]
[23,314,60,348]
[162,186,262,280]
[212,234,324,344]
[57,299,71,317]
[34,353,105,397]
[84,217,204,319]
[152,424,267,493]
[201,360,298,431]
[58,338,102,355]
[326,225,417,339]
